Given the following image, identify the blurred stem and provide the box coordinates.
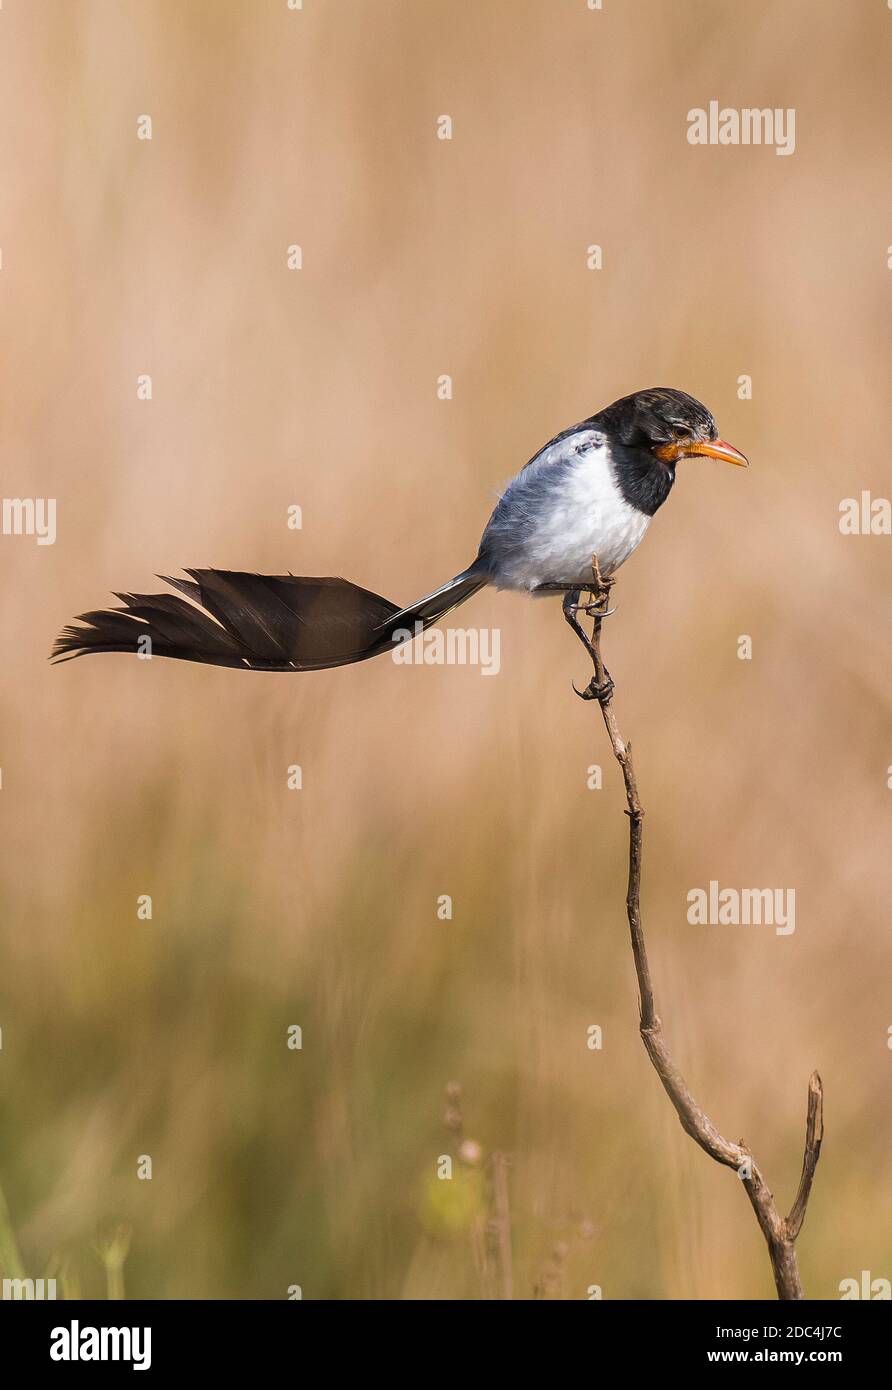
[566,558,824,1301]
[94,1222,132,1301]
[105,1262,125,1301]
[490,1152,513,1301]
[0,1175,27,1280]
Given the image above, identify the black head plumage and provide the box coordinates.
[592,387,718,451]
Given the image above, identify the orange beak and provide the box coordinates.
[655,437,748,467]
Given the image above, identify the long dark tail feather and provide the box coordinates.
[50,567,486,671]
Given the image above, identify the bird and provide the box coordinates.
[51,387,747,674]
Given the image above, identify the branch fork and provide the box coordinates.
[566,557,823,1300]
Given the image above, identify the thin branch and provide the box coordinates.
[786,1072,824,1241]
[568,559,823,1301]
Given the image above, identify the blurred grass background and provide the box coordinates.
[0,0,890,1299]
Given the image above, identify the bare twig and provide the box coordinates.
[786,1073,824,1242]
[566,559,823,1300]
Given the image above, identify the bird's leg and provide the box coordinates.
[562,589,596,659]
[534,573,615,617]
[570,555,616,619]
[570,595,617,619]
[585,557,615,702]
[563,588,614,705]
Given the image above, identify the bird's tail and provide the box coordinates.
[50,567,487,671]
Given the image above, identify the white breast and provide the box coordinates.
[484,434,651,592]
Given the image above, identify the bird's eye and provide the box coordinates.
[673,425,692,441]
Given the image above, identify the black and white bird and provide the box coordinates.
[52,388,747,672]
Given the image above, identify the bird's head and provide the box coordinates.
[595,387,748,470]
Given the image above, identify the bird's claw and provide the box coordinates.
[568,600,617,619]
[573,674,614,705]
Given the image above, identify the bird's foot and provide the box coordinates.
[573,670,614,705]
[568,596,616,619]
[562,589,614,701]
[581,558,616,618]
